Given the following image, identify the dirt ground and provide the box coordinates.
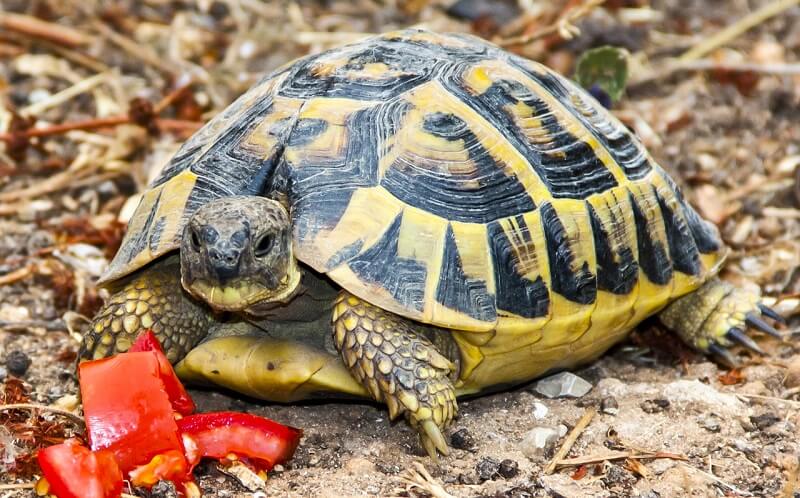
[2,1,800,497]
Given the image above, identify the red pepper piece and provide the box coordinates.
[79,352,185,472]
[129,330,196,415]
[177,412,302,471]
[129,449,192,488]
[37,438,122,498]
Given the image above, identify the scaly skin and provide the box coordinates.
[658,277,781,364]
[331,292,459,458]
[79,257,215,363]
[82,262,783,459]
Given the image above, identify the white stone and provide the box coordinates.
[661,379,745,415]
[534,371,593,398]
[519,426,560,459]
[532,402,549,420]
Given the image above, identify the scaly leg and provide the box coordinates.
[332,292,459,458]
[79,257,215,363]
[659,277,783,365]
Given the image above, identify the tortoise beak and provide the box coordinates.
[207,244,242,284]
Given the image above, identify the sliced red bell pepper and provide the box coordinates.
[37,438,122,498]
[129,449,192,488]
[177,412,302,471]
[129,330,196,415]
[78,351,185,472]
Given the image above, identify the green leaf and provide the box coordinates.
[575,46,630,104]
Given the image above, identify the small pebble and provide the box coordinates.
[6,350,31,377]
[640,398,670,414]
[150,480,179,498]
[601,396,619,415]
[732,439,757,456]
[450,428,475,450]
[532,402,548,420]
[533,372,593,398]
[783,355,800,388]
[344,457,377,474]
[458,472,479,485]
[475,457,501,482]
[519,426,560,459]
[0,366,7,380]
[700,416,721,433]
[557,424,568,437]
[498,459,519,479]
[750,413,780,431]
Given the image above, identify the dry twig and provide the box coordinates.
[398,462,455,498]
[0,265,34,286]
[679,463,753,496]
[736,393,800,408]
[0,403,84,425]
[632,60,800,87]
[0,483,36,490]
[544,407,596,474]
[680,0,800,61]
[556,449,688,466]
[497,0,606,47]
[0,12,92,47]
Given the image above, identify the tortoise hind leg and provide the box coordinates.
[80,257,215,363]
[658,277,784,365]
[332,291,459,458]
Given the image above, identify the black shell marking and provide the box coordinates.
[108,29,725,332]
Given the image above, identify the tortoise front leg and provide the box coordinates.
[332,291,459,458]
[80,257,215,363]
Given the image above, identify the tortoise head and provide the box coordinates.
[180,196,301,313]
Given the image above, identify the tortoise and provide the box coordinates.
[80,29,783,457]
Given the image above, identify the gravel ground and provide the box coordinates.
[2,1,800,497]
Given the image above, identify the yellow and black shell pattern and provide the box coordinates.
[102,29,726,341]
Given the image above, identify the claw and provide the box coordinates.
[726,327,765,355]
[745,312,783,339]
[708,343,739,367]
[758,304,786,325]
[420,419,449,457]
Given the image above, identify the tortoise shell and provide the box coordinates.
[102,29,725,336]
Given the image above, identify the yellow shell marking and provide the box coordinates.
[400,80,552,201]
[465,60,632,187]
[536,198,597,347]
[242,96,305,158]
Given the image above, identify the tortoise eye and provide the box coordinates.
[190,229,201,251]
[254,234,274,258]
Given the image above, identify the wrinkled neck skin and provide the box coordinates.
[244,268,339,320]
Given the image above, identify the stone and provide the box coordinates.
[476,457,501,482]
[750,413,780,431]
[699,416,720,433]
[344,457,377,474]
[785,355,800,388]
[532,402,548,420]
[6,350,31,377]
[450,428,475,450]
[533,372,593,399]
[519,427,560,459]
[600,396,619,415]
[661,380,744,414]
[640,398,670,414]
[149,480,179,498]
[498,459,519,479]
